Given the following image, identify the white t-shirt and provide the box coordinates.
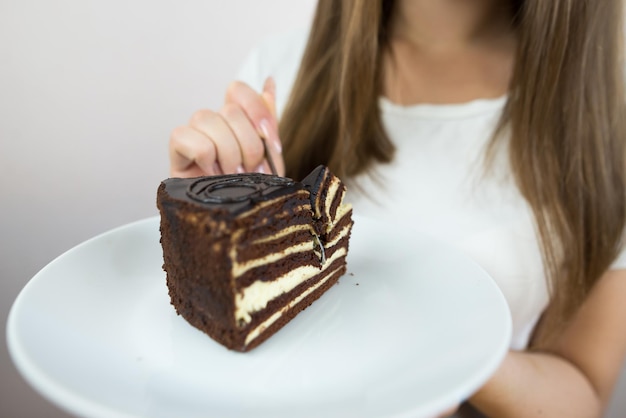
[237,29,626,350]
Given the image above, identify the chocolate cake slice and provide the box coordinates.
[157,165,353,351]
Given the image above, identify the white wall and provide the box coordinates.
[1,1,625,417]
[0,1,315,416]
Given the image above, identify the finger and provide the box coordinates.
[260,78,284,177]
[261,77,283,159]
[219,103,265,172]
[259,118,285,176]
[226,80,282,155]
[189,109,243,174]
[225,80,273,122]
[169,125,219,177]
[225,80,285,176]
[262,76,277,118]
[254,161,270,175]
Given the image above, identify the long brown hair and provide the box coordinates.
[280,0,626,347]
[280,0,394,181]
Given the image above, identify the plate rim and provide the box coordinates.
[6,215,512,418]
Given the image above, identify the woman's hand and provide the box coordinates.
[169,77,284,178]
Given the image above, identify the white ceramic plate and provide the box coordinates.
[7,216,511,418]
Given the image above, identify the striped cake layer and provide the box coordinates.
[232,204,312,241]
[232,226,352,289]
[232,223,314,266]
[234,219,352,324]
[233,203,352,351]
[244,265,346,347]
[232,206,353,281]
[240,236,351,348]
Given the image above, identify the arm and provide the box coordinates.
[470,269,626,417]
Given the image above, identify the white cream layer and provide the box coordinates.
[250,223,311,244]
[234,246,347,323]
[231,240,313,277]
[244,266,343,346]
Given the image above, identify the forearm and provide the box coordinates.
[469,350,602,418]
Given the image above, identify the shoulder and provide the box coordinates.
[236,28,310,116]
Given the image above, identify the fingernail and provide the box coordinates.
[212,162,221,175]
[256,164,265,174]
[259,119,271,140]
[260,118,282,154]
[264,76,276,99]
[236,164,244,174]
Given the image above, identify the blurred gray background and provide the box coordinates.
[1,1,624,417]
[1,1,315,416]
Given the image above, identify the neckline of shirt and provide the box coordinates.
[379,95,507,120]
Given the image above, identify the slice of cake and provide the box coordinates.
[157,165,353,352]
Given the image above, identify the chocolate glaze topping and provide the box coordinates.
[163,172,307,215]
[187,174,295,204]
[163,166,330,216]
